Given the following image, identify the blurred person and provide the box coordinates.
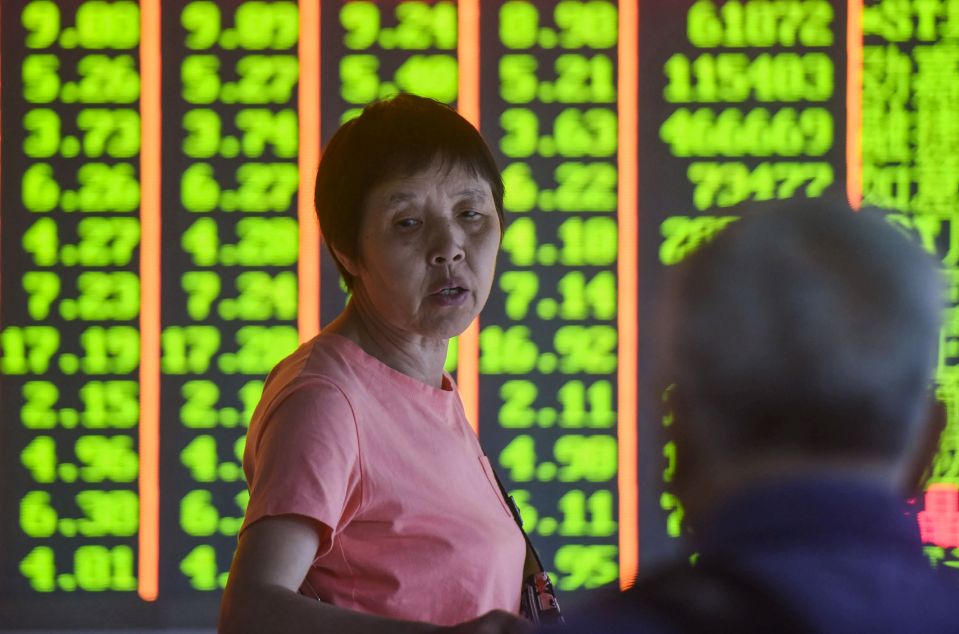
[562,202,957,633]
[219,95,529,634]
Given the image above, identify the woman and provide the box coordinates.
[219,95,529,634]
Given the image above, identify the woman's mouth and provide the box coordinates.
[430,287,469,306]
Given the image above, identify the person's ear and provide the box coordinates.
[901,395,947,496]
[331,246,361,279]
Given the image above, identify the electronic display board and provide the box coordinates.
[1,0,958,630]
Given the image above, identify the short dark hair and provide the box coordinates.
[314,94,505,288]
[661,201,943,462]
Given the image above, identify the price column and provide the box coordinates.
[0,0,144,610]
[159,0,303,594]
[861,1,959,573]
[636,0,846,567]
[480,0,623,597]
[319,0,460,327]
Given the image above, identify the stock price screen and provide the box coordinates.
[1,0,958,629]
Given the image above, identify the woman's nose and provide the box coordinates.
[428,221,465,265]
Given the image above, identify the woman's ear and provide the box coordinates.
[331,245,361,279]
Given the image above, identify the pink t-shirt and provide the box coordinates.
[241,333,526,625]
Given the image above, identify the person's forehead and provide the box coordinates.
[370,161,492,201]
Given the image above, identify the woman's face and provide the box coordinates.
[341,159,501,340]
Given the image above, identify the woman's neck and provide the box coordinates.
[324,301,449,389]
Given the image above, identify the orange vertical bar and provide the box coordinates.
[299,0,322,340]
[458,0,481,435]
[847,0,863,210]
[617,0,640,590]
[138,0,162,602]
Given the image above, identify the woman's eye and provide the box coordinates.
[461,209,481,220]
[396,218,420,228]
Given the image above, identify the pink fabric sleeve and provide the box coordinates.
[241,380,363,557]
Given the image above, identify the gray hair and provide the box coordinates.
[661,201,944,462]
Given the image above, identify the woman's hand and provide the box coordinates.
[440,610,532,634]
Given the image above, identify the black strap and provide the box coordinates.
[486,457,546,576]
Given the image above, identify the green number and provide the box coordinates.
[500,108,538,158]
[181,435,219,482]
[501,163,539,213]
[20,436,57,483]
[181,545,220,590]
[554,325,617,373]
[21,381,59,429]
[554,108,617,157]
[20,490,57,537]
[180,490,219,536]
[661,492,685,537]
[181,163,221,212]
[162,325,221,374]
[23,217,58,265]
[230,217,299,266]
[687,0,722,47]
[182,271,221,320]
[234,55,299,103]
[557,380,616,428]
[558,489,616,536]
[500,216,537,266]
[554,54,615,103]
[558,271,617,320]
[75,1,140,49]
[182,218,220,265]
[479,325,538,374]
[20,547,56,592]
[235,1,298,49]
[182,55,220,103]
[499,380,537,428]
[500,54,538,103]
[499,1,538,49]
[220,326,298,374]
[392,1,434,49]
[78,108,141,158]
[73,217,141,267]
[182,1,221,49]
[340,54,379,103]
[554,435,617,481]
[74,490,138,537]
[181,380,219,428]
[22,163,60,212]
[558,216,618,266]
[555,1,618,49]
[79,326,140,375]
[395,55,458,103]
[1,326,59,374]
[23,109,60,157]
[23,271,60,319]
[23,54,60,103]
[75,436,138,482]
[72,162,139,212]
[79,381,140,429]
[77,54,140,103]
[74,545,110,590]
[233,162,299,212]
[499,435,537,482]
[499,270,539,319]
[236,109,300,158]
[659,216,736,266]
[223,271,297,320]
[341,2,380,49]
[67,271,140,321]
[553,544,617,590]
[22,1,60,48]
